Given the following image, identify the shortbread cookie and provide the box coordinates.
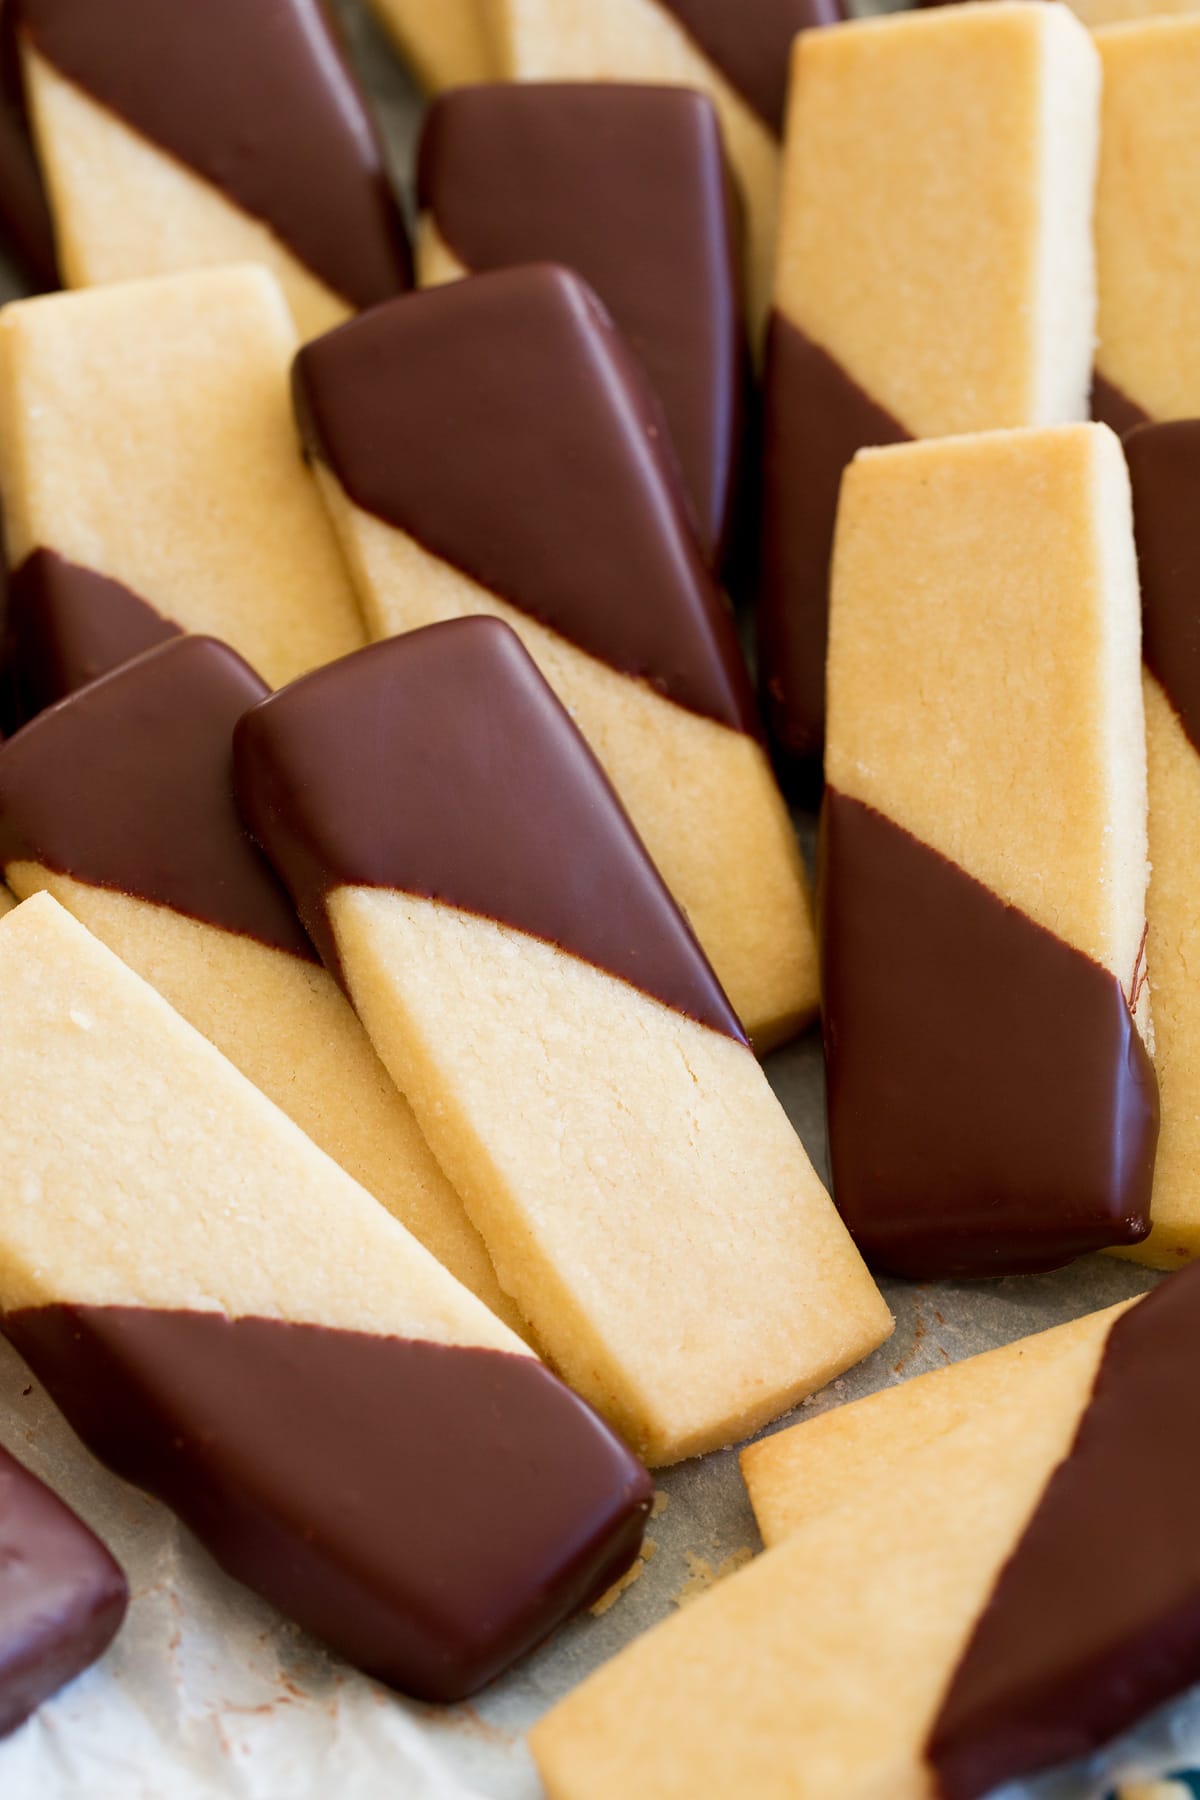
[823,425,1156,1277]
[295,265,814,1048]
[0,1441,127,1739]
[11,0,410,341]
[759,1,1099,770]
[235,619,892,1466]
[0,893,652,1700]
[0,267,364,712]
[488,0,841,333]
[1112,422,1200,1268]
[0,888,14,917]
[369,0,495,90]
[417,84,745,566]
[539,1267,1200,1800]
[0,636,516,1326]
[533,1270,1200,1800]
[1093,20,1200,432]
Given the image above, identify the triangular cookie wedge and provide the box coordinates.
[235,618,892,1466]
[294,263,813,1049]
[823,424,1156,1277]
[0,1442,127,1739]
[1109,422,1200,1268]
[369,0,496,91]
[11,0,410,341]
[758,1,1099,773]
[0,266,364,718]
[488,0,841,334]
[417,83,745,568]
[534,1270,1200,1800]
[0,635,516,1327]
[1093,20,1200,432]
[0,892,651,1701]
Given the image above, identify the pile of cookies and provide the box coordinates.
[0,0,1198,1794]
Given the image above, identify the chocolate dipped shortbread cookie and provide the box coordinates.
[369,0,495,92]
[0,637,516,1327]
[1094,20,1200,431]
[294,265,814,1048]
[759,0,1100,770]
[1113,422,1200,1267]
[0,893,651,1701]
[534,1269,1200,1800]
[235,619,892,1467]
[10,0,410,341]
[417,84,745,566]
[487,0,842,334]
[0,1442,126,1739]
[0,266,364,720]
[822,424,1156,1278]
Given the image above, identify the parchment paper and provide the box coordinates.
[0,8,1193,1796]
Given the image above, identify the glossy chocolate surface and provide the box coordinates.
[294,263,757,733]
[235,618,746,1040]
[3,547,180,727]
[654,0,843,135]
[1091,371,1149,438]
[0,633,318,960]
[757,313,909,770]
[1126,421,1200,758]
[0,1441,126,1739]
[418,83,746,566]
[13,0,411,306]
[819,791,1157,1277]
[2,1306,652,1702]
[930,1262,1200,1799]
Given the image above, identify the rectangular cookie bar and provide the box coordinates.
[12,0,411,340]
[533,1269,1200,1800]
[234,618,892,1466]
[0,635,518,1329]
[1093,20,1200,430]
[1114,423,1200,1266]
[487,0,841,334]
[416,83,746,567]
[294,264,815,1050]
[0,266,365,719]
[759,0,1099,769]
[0,892,652,1701]
[368,0,495,90]
[0,1441,127,1739]
[822,424,1156,1277]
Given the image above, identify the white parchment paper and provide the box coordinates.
[0,8,1195,1796]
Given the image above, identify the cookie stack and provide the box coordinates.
[0,1,1196,1794]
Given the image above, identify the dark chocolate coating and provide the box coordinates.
[293,263,757,734]
[13,0,411,307]
[0,1441,127,1739]
[653,0,844,136]
[0,19,55,289]
[819,790,1157,1278]
[235,617,746,1041]
[0,633,318,962]
[2,1307,652,1702]
[1126,420,1200,759]
[757,313,909,771]
[1091,371,1150,437]
[929,1262,1200,1799]
[418,83,746,567]
[3,547,180,728]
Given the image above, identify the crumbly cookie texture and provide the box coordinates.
[741,1305,1133,1546]
[776,3,1099,437]
[487,0,780,334]
[369,0,496,89]
[828,425,1147,1000]
[1095,19,1200,421]
[0,267,364,690]
[235,621,891,1466]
